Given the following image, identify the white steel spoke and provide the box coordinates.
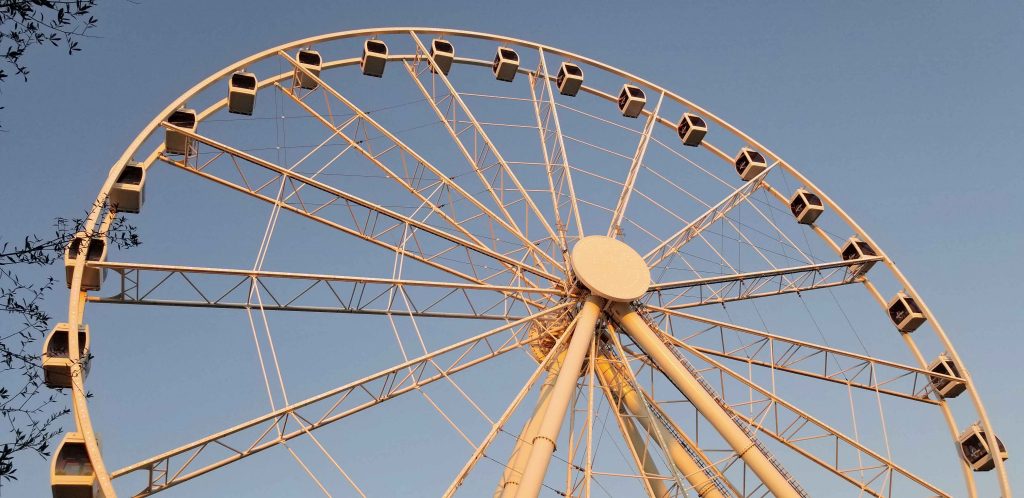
[398,62,534,253]
[650,305,956,403]
[443,311,583,498]
[158,124,560,287]
[87,261,561,320]
[274,52,564,277]
[644,163,777,272]
[407,31,564,255]
[608,91,664,238]
[111,304,573,496]
[648,257,882,310]
[277,82,557,283]
[533,47,584,243]
[650,315,951,497]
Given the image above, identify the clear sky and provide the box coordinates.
[1,1,1021,497]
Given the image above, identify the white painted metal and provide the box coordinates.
[595,354,726,498]
[618,84,647,118]
[51,432,96,498]
[609,302,804,498]
[570,236,650,302]
[496,369,557,497]
[556,61,583,96]
[62,27,1010,498]
[514,296,603,498]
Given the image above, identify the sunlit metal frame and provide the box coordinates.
[62,27,1010,498]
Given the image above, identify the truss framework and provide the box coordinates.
[647,257,882,310]
[111,304,574,496]
[88,261,563,320]
[159,123,559,290]
[653,323,951,497]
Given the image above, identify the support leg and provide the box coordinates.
[610,303,802,498]
[596,354,726,498]
[496,368,558,497]
[514,295,604,498]
[597,364,672,498]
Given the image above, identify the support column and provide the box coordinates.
[610,302,802,498]
[595,358,671,498]
[595,354,726,498]
[514,295,603,498]
[496,368,558,497]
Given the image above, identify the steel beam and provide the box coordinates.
[111,304,571,496]
[644,165,775,272]
[609,302,804,498]
[514,296,603,498]
[496,369,557,498]
[596,353,727,498]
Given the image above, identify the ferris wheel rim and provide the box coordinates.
[61,26,1010,497]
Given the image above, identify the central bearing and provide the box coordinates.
[570,236,651,302]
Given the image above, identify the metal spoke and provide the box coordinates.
[648,257,881,309]
[111,303,574,496]
[274,52,565,277]
[650,305,955,403]
[87,261,561,320]
[407,31,564,256]
[644,164,776,272]
[608,91,664,238]
[396,56,567,276]
[159,123,561,286]
[534,47,584,242]
[653,316,951,497]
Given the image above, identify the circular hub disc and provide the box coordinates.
[570,236,651,302]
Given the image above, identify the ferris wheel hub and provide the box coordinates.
[570,236,650,302]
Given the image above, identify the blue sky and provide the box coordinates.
[1,1,1021,496]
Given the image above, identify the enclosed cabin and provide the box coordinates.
[64,232,106,291]
[840,237,877,278]
[294,49,322,89]
[618,84,646,118]
[959,424,1008,472]
[492,47,520,82]
[789,188,824,225]
[228,71,258,115]
[164,107,197,156]
[42,323,90,389]
[557,62,584,96]
[887,291,926,333]
[733,148,767,181]
[109,160,145,214]
[928,354,966,398]
[677,113,707,147]
[361,39,388,77]
[429,38,455,75]
[51,432,96,498]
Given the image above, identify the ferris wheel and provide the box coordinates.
[49,27,1011,497]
